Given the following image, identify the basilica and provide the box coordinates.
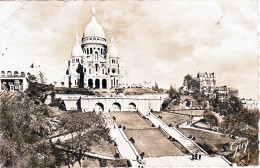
[64,6,127,89]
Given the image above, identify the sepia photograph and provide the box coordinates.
[0,0,258,167]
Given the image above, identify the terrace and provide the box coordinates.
[152,111,191,127]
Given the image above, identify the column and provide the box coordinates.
[23,78,26,91]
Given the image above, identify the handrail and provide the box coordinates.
[118,128,140,157]
[221,156,232,166]
[150,112,208,155]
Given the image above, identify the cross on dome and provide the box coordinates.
[83,3,106,39]
[91,2,95,17]
[75,36,79,44]
[71,35,83,57]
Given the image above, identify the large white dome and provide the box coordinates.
[71,36,83,56]
[83,6,105,39]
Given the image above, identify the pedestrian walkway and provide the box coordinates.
[179,116,222,135]
[180,124,222,135]
[143,155,231,167]
[105,111,142,165]
[146,113,207,155]
[110,128,139,160]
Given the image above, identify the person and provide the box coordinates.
[199,154,201,160]
[195,153,197,160]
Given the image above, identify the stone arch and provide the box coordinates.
[95,79,100,89]
[128,102,137,110]
[95,102,104,112]
[102,79,107,89]
[111,102,121,111]
[88,79,93,88]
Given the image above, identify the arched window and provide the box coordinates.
[89,69,91,74]
[14,71,18,76]
[90,48,93,54]
[88,79,93,88]
[7,71,12,76]
[95,79,100,89]
[102,79,107,89]
[101,49,103,55]
[21,72,25,77]
[87,48,89,54]
[102,69,104,74]
[1,71,5,77]
[95,64,98,72]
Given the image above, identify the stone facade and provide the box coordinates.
[131,81,153,89]
[241,99,257,110]
[0,64,41,92]
[65,6,127,90]
[56,94,167,115]
[197,72,216,96]
[215,85,239,102]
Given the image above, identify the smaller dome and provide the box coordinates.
[108,37,118,57]
[72,36,83,57]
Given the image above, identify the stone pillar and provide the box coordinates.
[23,78,26,91]
[93,78,95,89]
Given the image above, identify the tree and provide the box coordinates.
[183,74,199,93]
[0,92,55,167]
[168,85,175,99]
[57,111,110,167]
[203,110,219,129]
[61,82,65,87]
[76,63,84,88]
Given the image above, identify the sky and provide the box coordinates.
[0,0,258,99]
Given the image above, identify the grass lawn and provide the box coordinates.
[90,140,116,158]
[110,111,151,128]
[152,112,191,126]
[170,110,204,116]
[178,128,234,155]
[124,128,186,157]
[194,121,210,129]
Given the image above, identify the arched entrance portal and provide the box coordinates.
[95,79,100,89]
[102,79,107,89]
[88,79,93,88]
[128,102,137,110]
[94,103,104,112]
[111,102,121,111]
